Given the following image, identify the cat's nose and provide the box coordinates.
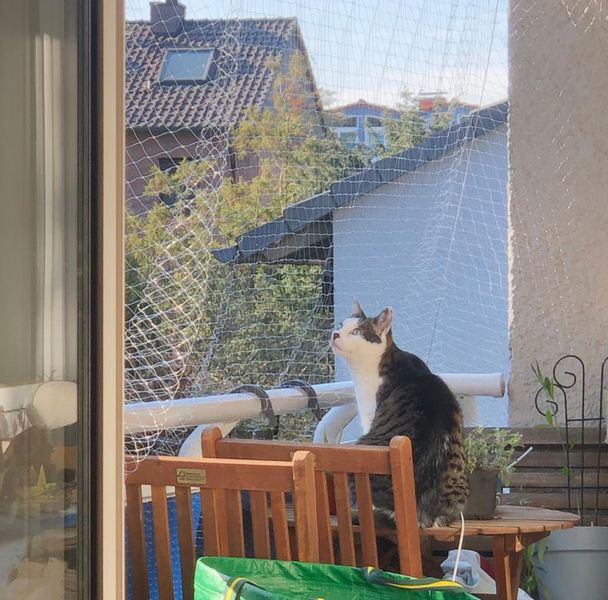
[332,332,340,340]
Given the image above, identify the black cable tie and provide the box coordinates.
[280,379,323,422]
[230,384,275,422]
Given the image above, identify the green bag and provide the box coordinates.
[194,556,479,600]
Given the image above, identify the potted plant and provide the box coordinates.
[463,427,522,519]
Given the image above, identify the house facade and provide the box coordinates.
[325,100,400,148]
[326,96,476,149]
[125,1,322,213]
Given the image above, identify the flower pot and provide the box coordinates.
[534,527,608,600]
[463,469,498,519]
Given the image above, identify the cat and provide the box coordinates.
[330,300,469,527]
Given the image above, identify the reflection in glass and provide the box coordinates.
[0,1,79,598]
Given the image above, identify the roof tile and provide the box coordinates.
[126,18,297,130]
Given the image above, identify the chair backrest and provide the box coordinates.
[125,452,318,600]
[202,427,422,577]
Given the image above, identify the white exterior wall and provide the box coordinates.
[333,127,508,425]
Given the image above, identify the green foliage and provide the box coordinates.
[125,53,370,435]
[531,362,571,477]
[464,427,523,485]
[378,88,425,153]
[383,112,426,153]
[429,109,453,132]
[522,538,551,599]
[428,96,461,133]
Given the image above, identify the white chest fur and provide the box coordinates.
[352,368,383,435]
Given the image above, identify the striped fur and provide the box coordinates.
[332,302,469,527]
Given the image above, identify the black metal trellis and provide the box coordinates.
[534,354,606,524]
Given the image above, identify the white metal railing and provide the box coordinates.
[123,372,505,435]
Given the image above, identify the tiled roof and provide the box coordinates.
[212,100,508,264]
[126,18,299,130]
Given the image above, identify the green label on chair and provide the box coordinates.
[176,468,207,485]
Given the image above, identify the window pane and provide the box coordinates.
[0,2,79,597]
[161,49,213,81]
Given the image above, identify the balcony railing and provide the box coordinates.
[123,372,505,436]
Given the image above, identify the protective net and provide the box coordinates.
[124,0,509,461]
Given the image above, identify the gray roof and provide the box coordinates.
[212,100,508,265]
[126,18,307,130]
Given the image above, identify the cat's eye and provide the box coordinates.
[352,328,362,335]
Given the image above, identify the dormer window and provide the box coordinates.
[160,49,213,82]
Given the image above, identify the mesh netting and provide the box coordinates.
[124,0,510,460]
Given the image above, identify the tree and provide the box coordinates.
[429,109,453,132]
[429,96,460,132]
[382,88,426,153]
[124,54,370,445]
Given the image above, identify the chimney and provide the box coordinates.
[150,0,186,36]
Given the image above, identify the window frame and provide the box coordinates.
[77,1,98,597]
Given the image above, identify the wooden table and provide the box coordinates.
[287,504,578,600]
[414,506,579,600]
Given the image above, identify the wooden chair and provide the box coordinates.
[202,427,423,577]
[125,451,319,600]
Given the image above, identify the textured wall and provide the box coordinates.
[334,127,509,426]
[509,1,608,425]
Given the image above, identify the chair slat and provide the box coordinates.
[292,451,319,563]
[332,472,356,566]
[390,437,423,577]
[150,485,174,600]
[315,471,335,564]
[200,487,220,555]
[125,484,149,600]
[270,492,291,561]
[213,488,230,555]
[250,491,271,558]
[225,489,245,557]
[174,486,195,600]
[354,473,379,567]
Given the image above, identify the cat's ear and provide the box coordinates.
[352,299,366,319]
[373,307,393,336]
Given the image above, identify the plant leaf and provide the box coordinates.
[537,539,549,562]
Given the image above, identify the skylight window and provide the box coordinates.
[160,49,213,82]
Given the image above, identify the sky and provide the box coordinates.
[126,0,508,108]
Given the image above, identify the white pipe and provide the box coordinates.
[124,372,504,434]
[507,446,533,470]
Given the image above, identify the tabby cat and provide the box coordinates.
[330,301,468,527]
